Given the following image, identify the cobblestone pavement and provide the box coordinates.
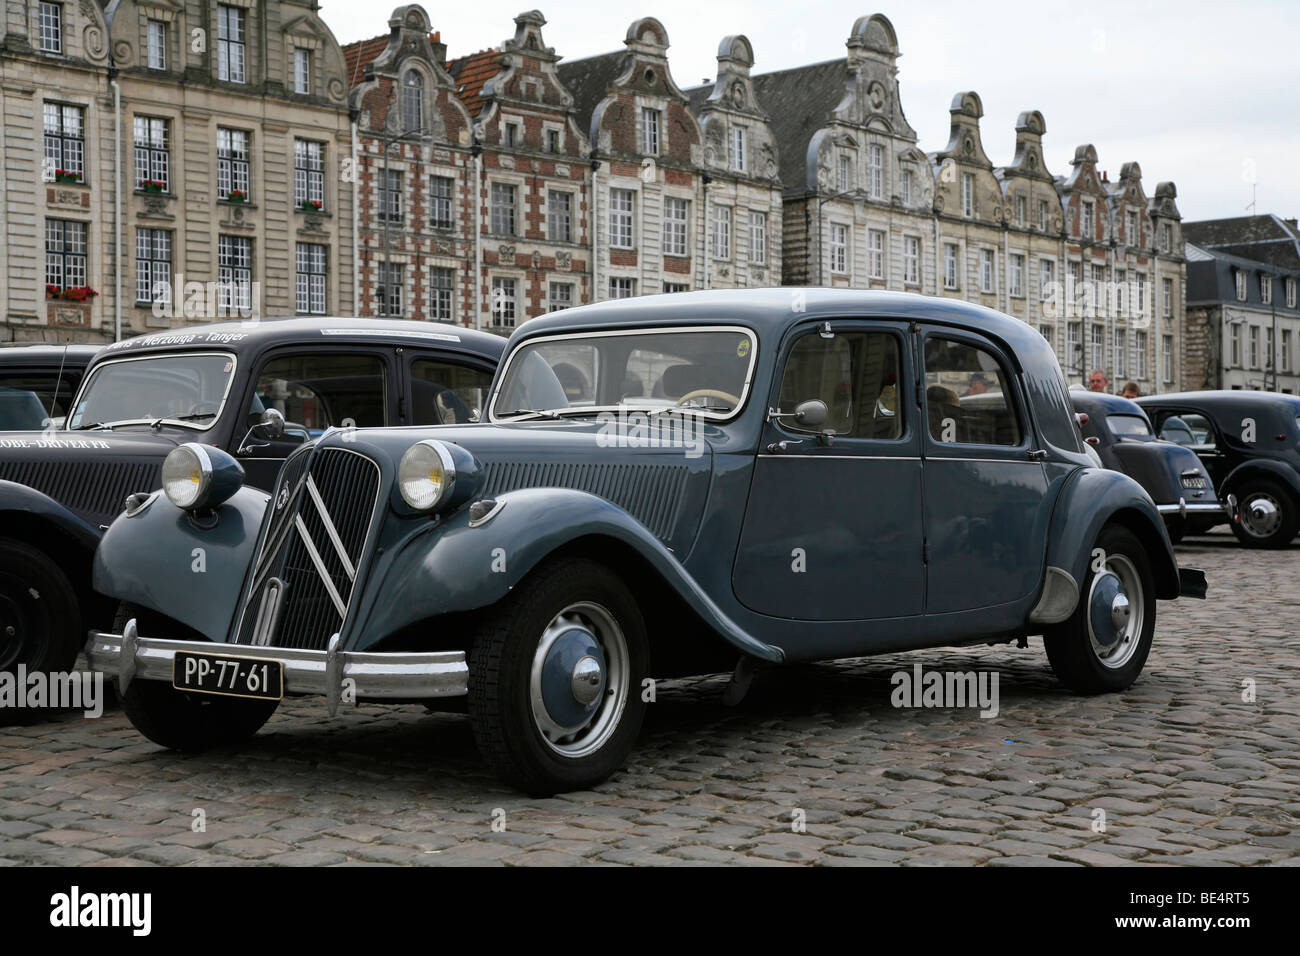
[2,529,1298,867]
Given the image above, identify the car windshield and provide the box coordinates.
[69,353,236,429]
[1108,414,1152,437]
[492,327,756,420]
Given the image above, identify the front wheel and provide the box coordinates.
[1045,524,1156,694]
[0,538,80,680]
[1229,481,1298,549]
[467,558,648,795]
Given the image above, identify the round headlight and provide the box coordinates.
[398,440,456,511]
[161,442,244,512]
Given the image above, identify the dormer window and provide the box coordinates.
[217,5,246,83]
[961,172,974,217]
[1235,270,1248,301]
[729,127,747,173]
[293,49,311,95]
[505,122,519,147]
[1081,199,1094,238]
[402,72,423,133]
[147,19,167,70]
[1126,209,1138,245]
[38,2,62,55]
[838,155,852,193]
[867,144,883,200]
[640,108,660,156]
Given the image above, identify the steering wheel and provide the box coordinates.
[674,388,740,409]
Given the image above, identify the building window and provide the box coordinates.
[1287,278,1297,308]
[1015,195,1026,227]
[903,236,919,285]
[730,127,746,172]
[147,19,167,70]
[377,169,402,224]
[1135,330,1148,379]
[663,197,687,257]
[1038,199,1049,231]
[504,122,519,147]
[217,235,252,312]
[293,48,311,95]
[45,219,87,291]
[547,190,572,243]
[1283,330,1292,373]
[1230,324,1241,367]
[901,168,913,206]
[712,205,732,259]
[748,211,766,265]
[43,103,84,182]
[1091,264,1107,308]
[867,228,884,279]
[838,155,852,193]
[1010,253,1024,298]
[1039,258,1054,300]
[491,277,517,326]
[217,5,246,84]
[867,144,883,200]
[430,175,454,229]
[135,228,172,304]
[547,129,561,154]
[640,108,660,156]
[293,140,324,208]
[1261,274,1273,305]
[490,182,516,236]
[944,243,959,290]
[1249,326,1260,368]
[1235,270,1248,301]
[131,117,169,191]
[1039,325,1053,347]
[549,282,573,311]
[980,248,994,293]
[961,173,974,218]
[829,224,848,275]
[38,2,62,54]
[1066,322,1080,369]
[295,243,327,315]
[430,266,453,320]
[1267,327,1275,369]
[1136,272,1147,316]
[1091,323,1104,367]
[609,277,636,299]
[1126,210,1137,245]
[1114,329,1127,377]
[1081,200,1094,238]
[402,72,423,133]
[663,282,688,293]
[1162,334,1173,383]
[376,262,402,317]
[609,188,634,249]
[216,128,250,199]
[1162,277,1173,318]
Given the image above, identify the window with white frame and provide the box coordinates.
[944,243,959,290]
[296,242,327,315]
[217,5,246,83]
[401,72,423,133]
[293,48,311,95]
[1136,272,1147,316]
[45,219,86,291]
[1038,199,1048,231]
[609,188,634,249]
[216,128,250,199]
[1039,325,1053,347]
[1067,322,1080,368]
[429,266,453,320]
[1115,269,1126,318]
[961,172,974,217]
[1235,269,1248,301]
[1126,209,1137,245]
[1091,264,1107,309]
[430,175,454,229]
[1283,330,1292,373]
[132,116,169,190]
[867,228,884,279]
[1249,326,1260,367]
[548,281,573,311]
[980,248,994,292]
[730,127,747,172]
[609,277,635,299]
[491,277,517,326]
[376,262,402,317]
[1135,330,1147,379]
[217,235,252,312]
[1161,222,1171,251]
[1162,334,1173,382]
[1010,253,1024,298]
[712,205,731,259]
[1267,327,1275,369]
[829,224,848,275]
[43,103,84,181]
[1230,324,1241,367]
[547,129,561,154]
[1091,324,1104,366]
[1016,195,1026,227]
[901,168,913,206]
[293,139,324,208]
[1039,258,1054,300]
[1287,278,1297,308]
[135,228,172,304]
[868,144,883,199]
[38,2,62,54]
[640,108,660,156]
[147,19,167,70]
[1081,199,1094,238]
[748,211,767,265]
[504,122,519,147]
[838,154,851,193]
[547,190,572,243]
[903,236,919,285]
[1262,274,1273,305]
[490,182,516,236]
[1162,277,1173,318]
[377,169,402,223]
[662,282,689,294]
[1114,329,1127,377]
[663,197,687,257]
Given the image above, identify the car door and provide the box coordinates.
[236,347,395,490]
[1151,408,1230,488]
[733,319,925,622]
[919,329,1050,614]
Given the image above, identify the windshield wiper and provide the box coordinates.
[73,422,113,431]
[500,408,562,421]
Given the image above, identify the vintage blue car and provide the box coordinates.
[88,290,1206,794]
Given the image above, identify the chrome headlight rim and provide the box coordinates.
[398,439,457,512]
[162,442,213,511]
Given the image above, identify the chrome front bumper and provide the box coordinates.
[86,620,467,716]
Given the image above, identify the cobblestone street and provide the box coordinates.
[1,529,1297,867]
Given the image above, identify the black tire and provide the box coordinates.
[1045,524,1157,694]
[0,537,80,678]
[467,557,648,795]
[1229,480,1298,549]
[118,604,277,751]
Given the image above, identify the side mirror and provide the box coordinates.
[253,407,285,440]
[767,399,829,429]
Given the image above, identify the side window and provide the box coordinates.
[410,359,493,425]
[924,337,1022,446]
[776,331,902,439]
[254,353,387,436]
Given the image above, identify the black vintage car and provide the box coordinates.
[1138,391,1300,548]
[1069,389,1224,543]
[0,343,100,430]
[0,318,503,686]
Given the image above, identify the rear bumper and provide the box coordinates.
[86,620,467,716]
[1154,498,1226,518]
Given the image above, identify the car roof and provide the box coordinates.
[1068,389,1147,416]
[1136,390,1300,413]
[94,317,506,361]
[0,343,101,365]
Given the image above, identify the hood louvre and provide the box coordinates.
[0,459,162,528]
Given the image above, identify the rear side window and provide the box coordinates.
[1108,414,1151,437]
[776,331,902,439]
[924,337,1022,446]
[410,359,493,425]
[254,353,387,435]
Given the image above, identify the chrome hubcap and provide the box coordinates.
[1110,592,1131,631]
[570,656,603,705]
[1087,555,1144,669]
[1242,493,1282,538]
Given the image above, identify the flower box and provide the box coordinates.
[46,286,99,302]
[226,190,248,203]
[300,200,324,212]
[54,170,83,184]
[139,180,166,194]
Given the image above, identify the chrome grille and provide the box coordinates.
[235,447,380,650]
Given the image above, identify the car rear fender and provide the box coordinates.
[1220,458,1300,502]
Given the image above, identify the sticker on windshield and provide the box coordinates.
[737,340,751,359]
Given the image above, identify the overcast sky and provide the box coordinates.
[326,0,1300,224]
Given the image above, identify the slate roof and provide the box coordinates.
[1183,215,1300,270]
[556,51,625,141]
[447,50,502,118]
[749,60,848,198]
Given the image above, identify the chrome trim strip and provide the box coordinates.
[756,454,922,461]
[68,350,239,432]
[294,514,348,618]
[926,456,1043,464]
[305,474,357,581]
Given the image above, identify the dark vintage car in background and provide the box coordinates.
[1138,391,1300,548]
[0,343,100,431]
[87,290,1207,794]
[0,318,503,690]
[1069,389,1225,543]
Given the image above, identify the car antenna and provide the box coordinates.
[47,339,70,426]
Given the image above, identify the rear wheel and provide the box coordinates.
[0,538,80,680]
[467,558,648,795]
[1045,525,1156,694]
[1230,481,1298,549]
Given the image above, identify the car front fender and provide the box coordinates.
[0,478,102,552]
[92,486,269,642]
[353,487,784,663]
